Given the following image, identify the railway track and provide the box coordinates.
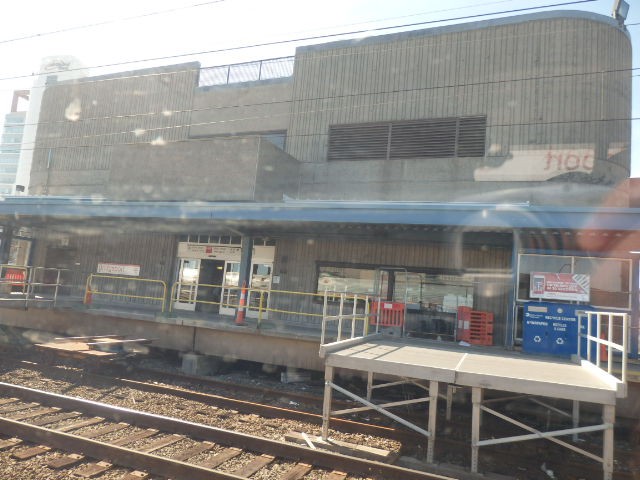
[0,351,636,479]
[0,381,453,480]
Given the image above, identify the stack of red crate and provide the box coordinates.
[456,306,472,342]
[457,307,493,346]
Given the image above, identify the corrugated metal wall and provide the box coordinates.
[30,63,200,196]
[287,15,631,204]
[32,230,177,307]
[272,234,511,344]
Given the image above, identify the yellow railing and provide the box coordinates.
[85,274,167,312]
[169,281,364,328]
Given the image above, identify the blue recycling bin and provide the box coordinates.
[523,302,590,357]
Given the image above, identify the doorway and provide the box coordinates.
[195,259,224,313]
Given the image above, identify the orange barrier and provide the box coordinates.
[371,301,405,327]
[457,306,493,346]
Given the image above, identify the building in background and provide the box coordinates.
[0,91,28,195]
[14,56,87,194]
[0,10,636,402]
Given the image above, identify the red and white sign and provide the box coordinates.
[530,272,590,302]
[97,263,141,277]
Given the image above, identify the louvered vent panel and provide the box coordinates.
[327,124,389,160]
[327,116,486,161]
[390,119,457,158]
[457,116,487,157]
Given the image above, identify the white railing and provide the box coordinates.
[320,291,375,346]
[577,311,628,384]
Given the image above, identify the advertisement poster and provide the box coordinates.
[529,272,590,302]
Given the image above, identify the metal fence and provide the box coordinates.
[199,57,294,87]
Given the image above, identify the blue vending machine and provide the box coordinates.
[523,302,589,357]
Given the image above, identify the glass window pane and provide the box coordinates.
[317,266,375,295]
[574,257,630,309]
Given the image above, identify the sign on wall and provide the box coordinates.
[530,272,590,302]
[97,263,141,277]
[177,243,242,261]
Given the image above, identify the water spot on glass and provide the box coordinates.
[65,98,81,121]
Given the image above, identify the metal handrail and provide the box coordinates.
[85,274,167,312]
[320,291,374,346]
[199,56,294,87]
[577,311,628,384]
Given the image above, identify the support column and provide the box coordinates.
[471,387,483,473]
[631,259,639,357]
[505,231,520,348]
[572,400,580,442]
[321,366,334,440]
[238,236,254,291]
[446,385,454,421]
[366,371,373,401]
[0,222,13,266]
[427,380,439,463]
[602,404,615,480]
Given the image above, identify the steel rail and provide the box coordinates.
[97,371,402,437]
[0,415,244,480]
[0,382,453,480]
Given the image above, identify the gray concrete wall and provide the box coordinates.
[29,66,299,202]
[190,79,291,137]
[105,136,299,202]
[254,139,301,201]
[30,63,200,196]
[288,13,631,206]
[29,229,177,305]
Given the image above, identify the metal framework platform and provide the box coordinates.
[319,309,628,480]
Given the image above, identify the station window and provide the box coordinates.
[316,263,474,310]
[517,253,631,309]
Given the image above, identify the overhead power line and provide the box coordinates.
[3,61,635,140]
[0,1,227,46]
[0,0,596,84]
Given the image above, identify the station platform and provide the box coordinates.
[320,336,625,404]
[319,335,627,480]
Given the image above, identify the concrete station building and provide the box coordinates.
[0,9,638,420]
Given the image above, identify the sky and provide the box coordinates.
[0,0,638,173]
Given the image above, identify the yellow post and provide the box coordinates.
[257,290,265,329]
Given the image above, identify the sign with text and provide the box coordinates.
[177,243,242,261]
[530,272,590,302]
[97,263,141,277]
[523,302,587,356]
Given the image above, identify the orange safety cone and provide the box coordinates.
[600,332,608,362]
[84,285,93,305]
[235,281,247,325]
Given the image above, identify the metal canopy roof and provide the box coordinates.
[0,197,639,234]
